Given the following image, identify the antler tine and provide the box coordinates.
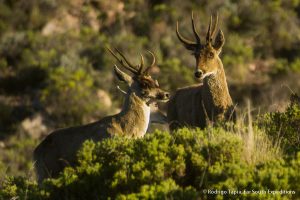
[143,50,156,75]
[138,53,144,74]
[206,15,213,43]
[106,46,120,61]
[211,13,219,39]
[106,47,137,74]
[191,11,201,44]
[114,48,139,73]
[148,50,156,67]
[176,21,198,46]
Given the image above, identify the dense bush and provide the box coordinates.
[0,134,38,179]
[157,58,194,92]
[258,93,300,155]
[40,62,103,127]
[1,128,299,200]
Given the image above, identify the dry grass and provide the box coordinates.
[233,100,282,165]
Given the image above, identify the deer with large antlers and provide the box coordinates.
[167,13,235,130]
[34,48,169,184]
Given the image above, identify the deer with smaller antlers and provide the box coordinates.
[34,48,169,184]
[167,13,235,131]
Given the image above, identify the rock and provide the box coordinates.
[42,12,80,36]
[0,141,5,148]
[84,8,100,31]
[97,89,112,109]
[42,2,102,36]
[21,114,48,139]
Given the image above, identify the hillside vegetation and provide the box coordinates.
[0,0,300,199]
[1,96,299,199]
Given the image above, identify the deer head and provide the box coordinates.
[107,47,169,105]
[176,12,225,79]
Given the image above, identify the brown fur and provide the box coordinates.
[168,13,235,131]
[34,92,150,183]
[34,49,169,184]
[168,59,234,130]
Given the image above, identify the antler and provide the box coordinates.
[107,47,139,74]
[176,12,201,50]
[138,53,144,74]
[191,11,201,44]
[177,12,220,49]
[107,47,156,76]
[206,13,219,44]
[143,50,156,75]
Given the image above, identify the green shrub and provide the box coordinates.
[270,58,289,76]
[0,134,38,179]
[258,93,300,155]
[290,58,300,72]
[1,128,298,200]
[222,34,253,83]
[41,62,105,127]
[158,58,194,92]
[0,176,45,200]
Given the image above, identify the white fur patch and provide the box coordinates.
[141,102,151,136]
[201,70,217,80]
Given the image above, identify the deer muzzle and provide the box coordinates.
[194,69,203,79]
[157,91,170,101]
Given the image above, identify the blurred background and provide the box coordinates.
[0,0,300,179]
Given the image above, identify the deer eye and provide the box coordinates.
[140,82,148,88]
[141,90,149,96]
[208,52,214,59]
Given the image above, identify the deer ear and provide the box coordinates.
[213,29,225,52]
[183,44,198,51]
[114,65,132,85]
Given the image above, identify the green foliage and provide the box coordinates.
[0,134,38,179]
[41,62,103,127]
[158,58,194,91]
[270,58,289,76]
[223,34,253,82]
[290,58,300,72]
[258,94,300,155]
[1,128,299,200]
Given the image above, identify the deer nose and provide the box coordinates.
[157,92,170,100]
[194,70,203,78]
[165,92,170,99]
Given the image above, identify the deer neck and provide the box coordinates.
[202,59,233,110]
[117,90,150,138]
